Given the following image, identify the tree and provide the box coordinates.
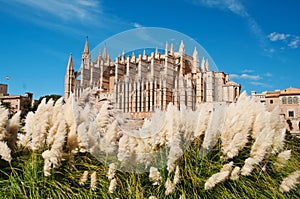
[20,99,33,119]
[32,94,62,111]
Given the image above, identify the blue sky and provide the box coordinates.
[0,0,299,99]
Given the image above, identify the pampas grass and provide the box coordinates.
[279,171,300,193]
[149,167,162,185]
[109,178,117,193]
[275,150,291,168]
[79,171,89,185]
[90,171,97,191]
[204,162,233,190]
[0,141,11,162]
[2,88,299,198]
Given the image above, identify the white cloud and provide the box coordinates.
[268,32,290,41]
[268,32,299,49]
[264,72,272,77]
[133,22,143,28]
[193,0,248,17]
[1,0,131,37]
[11,0,102,21]
[229,73,261,80]
[229,74,240,79]
[250,81,272,88]
[192,0,266,48]
[241,69,254,73]
[240,74,261,80]
[288,37,300,49]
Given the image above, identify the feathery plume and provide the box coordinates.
[204,162,233,190]
[202,105,225,151]
[194,105,211,138]
[271,108,286,154]
[90,171,97,191]
[241,126,274,176]
[108,163,116,181]
[221,92,255,159]
[0,107,9,141]
[279,171,300,193]
[149,167,162,185]
[165,178,175,195]
[109,178,117,193]
[230,166,241,181]
[275,150,292,169]
[79,171,89,185]
[0,141,11,162]
[6,111,21,149]
[173,165,180,185]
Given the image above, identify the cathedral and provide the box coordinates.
[64,38,241,117]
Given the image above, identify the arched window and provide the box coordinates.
[288,97,292,104]
[293,97,298,104]
[282,97,287,104]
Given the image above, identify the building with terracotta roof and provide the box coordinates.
[252,87,300,135]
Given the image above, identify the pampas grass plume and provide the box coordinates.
[279,171,300,193]
[109,178,117,193]
[0,141,11,162]
[165,178,175,195]
[79,171,89,185]
[149,167,162,185]
[90,171,97,191]
[108,163,116,181]
[275,150,291,168]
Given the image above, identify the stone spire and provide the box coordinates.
[131,51,136,62]
[143,49,147,59]
[82,36,91,63]
[170,43,174,55]
[83,37,90,54]
[205,59,209,71]
[121,50,125,62]
[64,53,75,100]
[179,40,185,54]
[155,47,159,58]
[102,44,107,59]
[201,57,205,72]
[193,47,199,72]
[165,41,168,55]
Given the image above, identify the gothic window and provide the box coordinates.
[288,97,293,104]
[270,99,273,104]
[293,97,298,104]
[288,111,294,118]
[282,97,287,104]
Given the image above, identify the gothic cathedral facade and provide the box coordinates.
[64,38,241,116]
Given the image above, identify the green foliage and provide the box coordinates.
[32,94,62,111]
[20,99,33,119]
[0,134,300,198]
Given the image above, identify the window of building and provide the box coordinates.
[282,97,287,104]
[288,111,294,118]
[270,99,273,104]
[293,97,298,104]
[288,97,292,104]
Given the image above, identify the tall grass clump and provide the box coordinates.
[0,88,299,198]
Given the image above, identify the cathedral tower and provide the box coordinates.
[64,53,75,100]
